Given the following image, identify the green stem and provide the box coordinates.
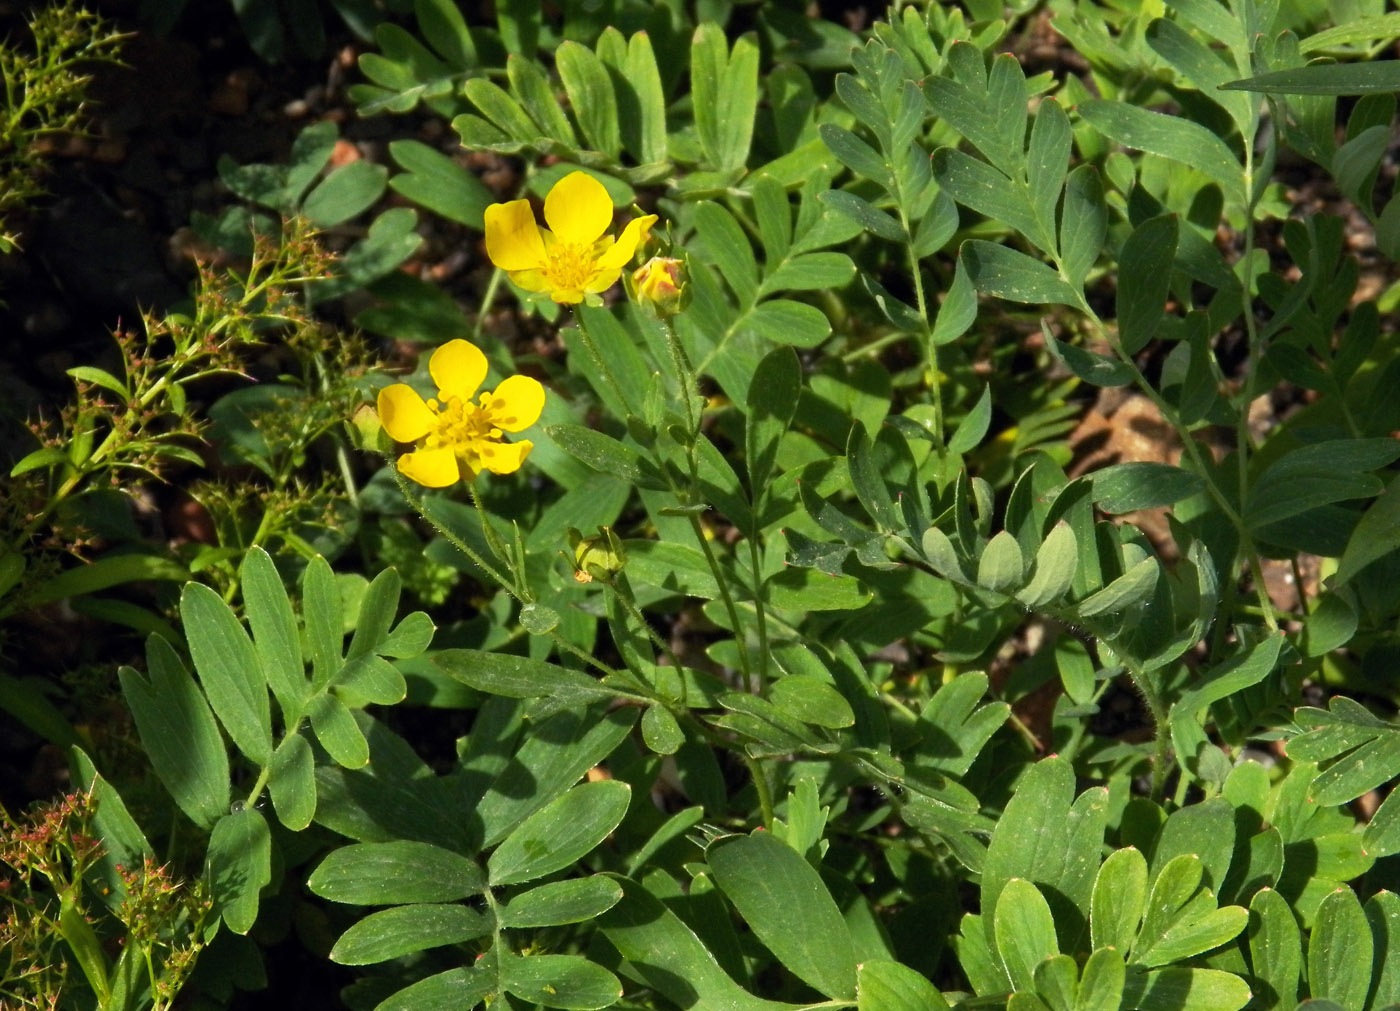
[747,535,770,684]
[1127,662,1171,803]
[688,513,752,682]
[744,753,775,830]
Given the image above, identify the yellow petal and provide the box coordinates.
[478,439,533,475]
[550,287,587,304]
[484,199,547,271]
[430,339,488,402]
[595,214,657,270]
[583,266,622,294]
[396,446,461,487]
[483,375,546,432]
[543,171,613,247]
[508,268,551,293]
[377,384,435,443]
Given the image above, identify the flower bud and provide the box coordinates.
[630,256,685,317]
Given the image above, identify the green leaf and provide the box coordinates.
[268,731,316,830]
[931,255,977,345]
[692,25,758,172]
[770,676,855,728]
[856,958,951,1011]
[463,77,538,141]
[948,385,992,455]
[766,566,872,612]
[488,780,632,886]
[501,953,622,1010]
[622,31,668,164]
[1091,847,1148,953]
[761,251,855,295]
[500,876,623,928]
[308,691,370,768]
[821,189,905,241]
[302,555,342,687]
[181,582,272,765]
[1335,472,1400,585]
[1248,438,1400,528]
[301,160,388,227]
[1079,100,1243,203]
[544,425,646,484]
[388,140,493,229]
[1248,887,1301,1011]
[309,840,484,904]
[330,904,491,965]
[1017,521,1078,608]
[978,530,1025,593]
[1223,61,1400,95]
[1075,557,1159,617]
[1028,98,1072,246]
[819,123,890,186]
[374,967,493,1011]
[118,635,228,830]
[1171,636,1284,764]
[848,421,899,531]
[1117,214,1178,354]
[743,298,831,347]
[1060,164,1107,290]
[1309,886,1373,1008]
[995,878,1060,992]
[207,808,271,934]
[1089,463,1205,514]
[556,41,621,158]
[641,705,685,755]
[241,547,307,725]
[1121,968,1251,1011]
[932,149,1045,252]
[1365,890,1400,1008]
[66,365,129,398]
[1076,948,1126,1011]
[598,874,797,1011]
[434,649,632,706]
[1043,323,1134,387]
[746,346,801,500]
[963,240,1082,307]
[708,831,857,1000]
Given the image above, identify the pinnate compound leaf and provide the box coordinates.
[708,831,857,1000]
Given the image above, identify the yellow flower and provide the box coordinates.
[376,339,545,487]
[484,171,657,304]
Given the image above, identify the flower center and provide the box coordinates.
[424,397,500,451]
[541,242,594,291]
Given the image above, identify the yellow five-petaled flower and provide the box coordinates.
[484,170,657,304]
[377,339,545,487]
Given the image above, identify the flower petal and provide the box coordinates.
[483,375,546,432]
[595,214,657,270]
[583,267,622,294]
[377,384,435,443]
[430,339,488,402]
[397,446,461,487]
[478,439,533,475]
[507,268,551,293]
[543,171,613,247]
[484,199,547,271]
